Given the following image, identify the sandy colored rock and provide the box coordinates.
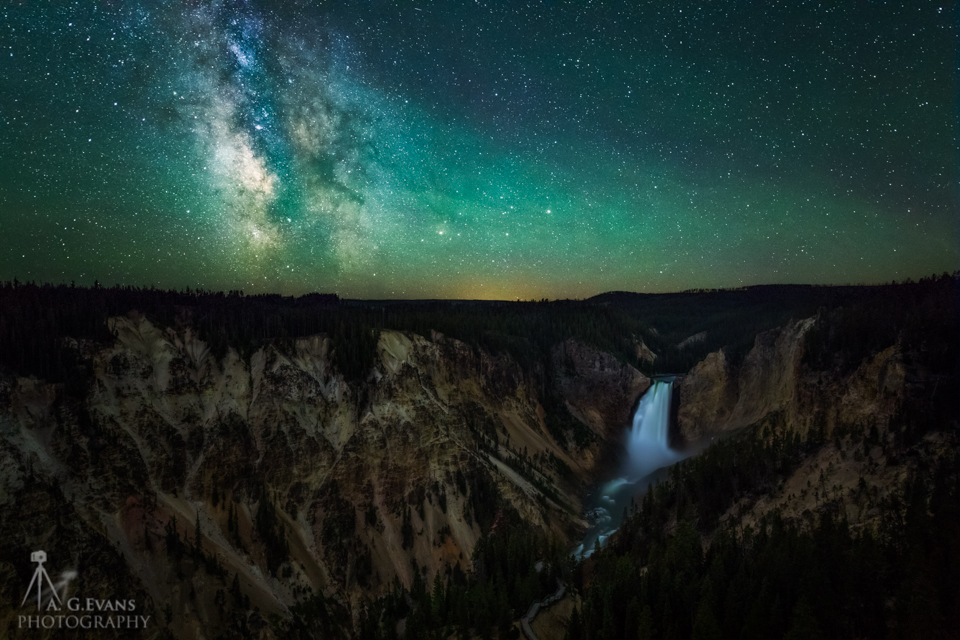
[675,316,915,444]
[0,317,637,638]
[676,349,736,441]
[552,339,650,442]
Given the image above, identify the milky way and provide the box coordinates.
[1,1,956,298]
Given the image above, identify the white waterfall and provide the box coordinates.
[577,377,687,558]
[625,379,683,480]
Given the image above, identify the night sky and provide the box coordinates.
[1,1,956,299]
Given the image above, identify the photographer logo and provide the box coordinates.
[21,551,60,611]
[18,550,150,631]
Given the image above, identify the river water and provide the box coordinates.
[574,377,691,558]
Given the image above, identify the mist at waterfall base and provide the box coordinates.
[575,378,691,559]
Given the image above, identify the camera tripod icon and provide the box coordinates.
[22,550,61,611]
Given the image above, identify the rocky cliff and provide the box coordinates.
[676,316,915,444]
[552,339,650,443]
[0,316,646,639]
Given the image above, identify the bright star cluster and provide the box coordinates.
[1,1,956,298]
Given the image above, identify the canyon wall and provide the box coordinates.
[0,316,646,638]
[676,316,914,444]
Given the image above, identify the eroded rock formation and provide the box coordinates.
[0,317,645,637]
[676,316,915,444]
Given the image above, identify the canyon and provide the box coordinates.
[0,277,955,639]
[1,311,648,638]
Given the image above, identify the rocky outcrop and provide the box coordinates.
[677,331,706,350]
[676,316,914,443]
[0,317,639,638]
[727,317,815,430]
[724,430,957,535]
[635,340,657,365]
[675,349,737,441]
[551,339,650,442]
[676,319,811,442]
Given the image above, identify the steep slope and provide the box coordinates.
[568,278,960,640]
[0,315,646,639]
[676,317,917,444]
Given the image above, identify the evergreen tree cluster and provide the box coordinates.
[3,276,954,400]
[574,391,960,640]
[802,273,959,375]
[595,274,959,374]
[0,280,652,386]
[620,415,817,538]
[577,454,960,640]
[592,284,858,373]
[291,591,351,640]
[358,512,568,640]
[254,488,290,577]
[320,481,357,553]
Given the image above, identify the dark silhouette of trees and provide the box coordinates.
[358,508,567,640]
[575,392,960,640]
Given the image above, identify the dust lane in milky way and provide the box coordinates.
[1,1,956,298]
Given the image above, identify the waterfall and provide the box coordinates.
[625,379,683,480]
[577,377,687,558]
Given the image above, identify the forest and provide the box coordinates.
[574,411,959,640]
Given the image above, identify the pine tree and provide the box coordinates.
[432,571,446,626]
[637,605,654,640]
[566,606,583,640]
[230,573,243,605]
[782,597,824,640]
[193,510,203,559]
[401,506,414,550]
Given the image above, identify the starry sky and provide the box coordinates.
[1,1,957,299]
